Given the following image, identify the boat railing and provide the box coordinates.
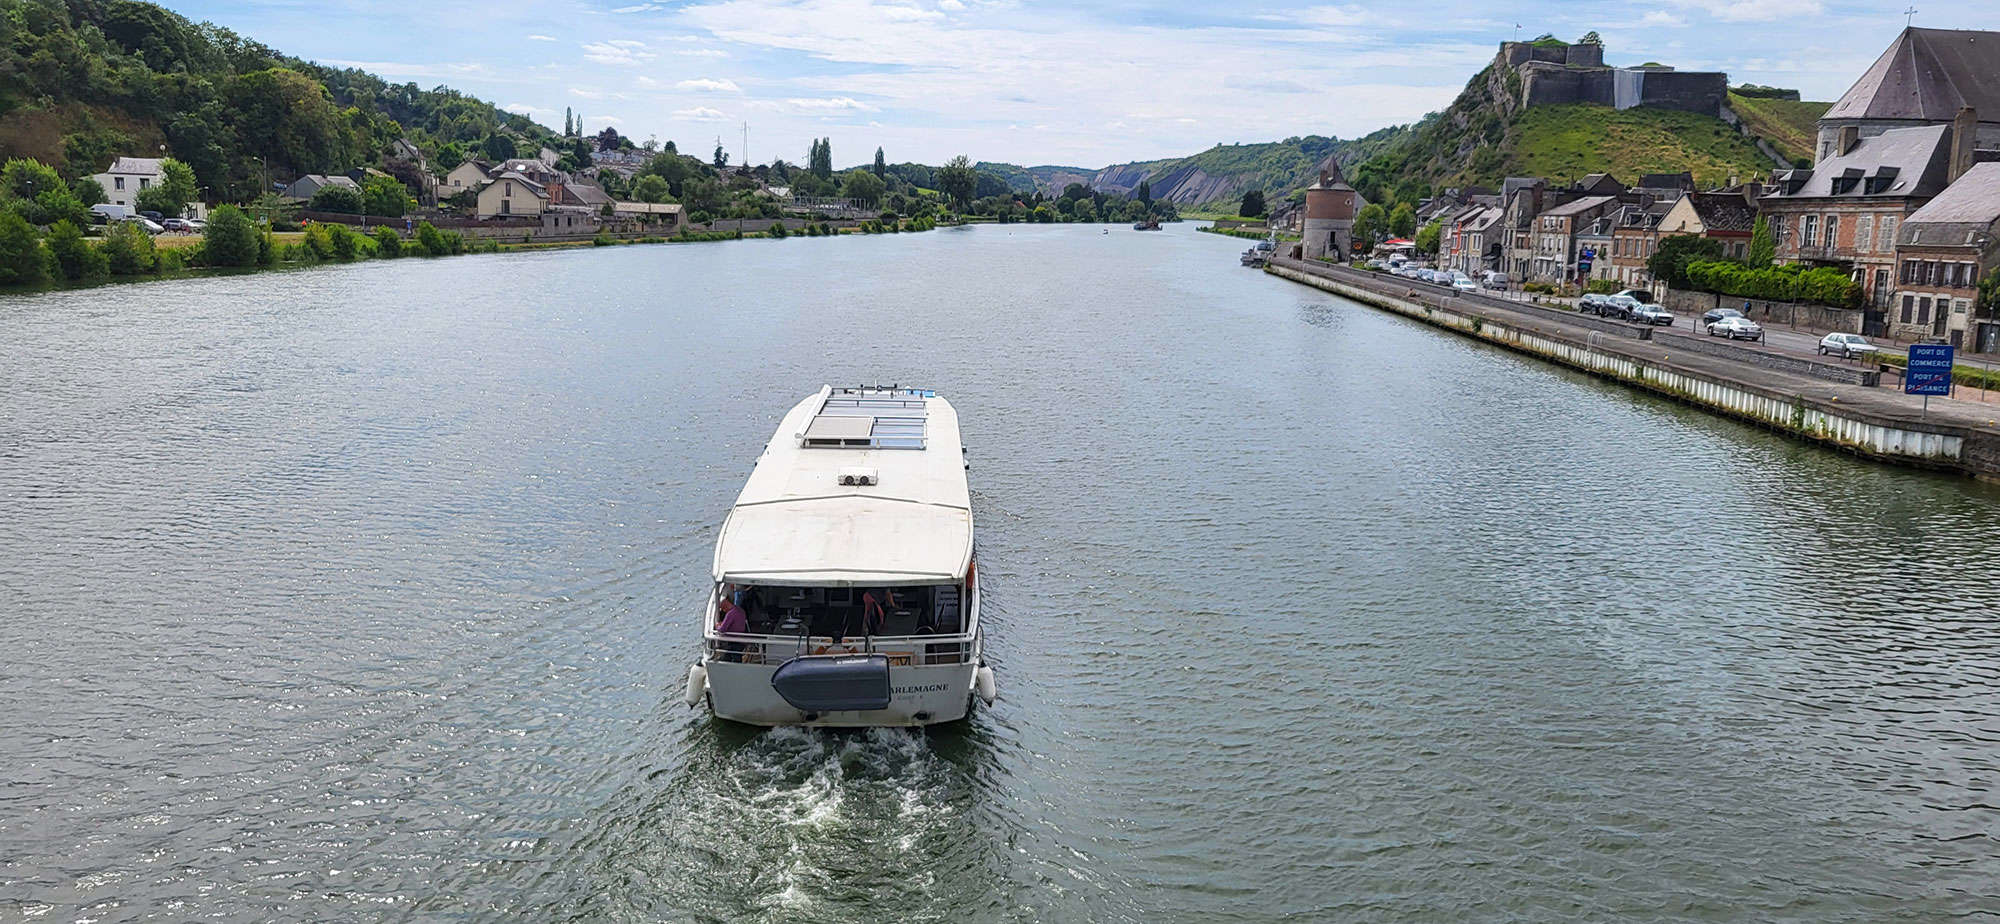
[706,632,974,666]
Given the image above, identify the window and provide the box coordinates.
[114,177,125,190]
[1877,216,1897,252]
[501,199,510,214]
[1802,214,1819,246]
[1902,295,1915,323]
[1901,260,1914,284]
[1856,215,1874,252]
[1918,297,1931,324]
[139,178,150,189]
[1956,299,1971,314]
[1824,215,1839,249]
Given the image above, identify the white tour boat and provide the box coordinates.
[684,386,994,726]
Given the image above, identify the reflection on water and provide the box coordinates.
[2,225,1999,921]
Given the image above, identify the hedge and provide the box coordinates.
[1684,259,1861,307]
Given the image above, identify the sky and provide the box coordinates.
[165,0,2000,170]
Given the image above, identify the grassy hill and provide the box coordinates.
[1507,104,1774,187]
[1727,92,1831,166]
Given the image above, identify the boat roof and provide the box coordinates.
[713,386,972,586]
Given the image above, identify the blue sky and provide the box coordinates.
[165,0,2000,169]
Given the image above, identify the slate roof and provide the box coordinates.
[1542,194,1618,217]
[1681,192,1757,233]
[104,156,164,175]
[1899,162,2000,245]
[1763,123,1954,201]
[1638,172,1694,190]
[1825,28,2000,124]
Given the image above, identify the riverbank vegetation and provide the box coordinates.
[1646,233,1861,307]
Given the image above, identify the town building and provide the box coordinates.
[1891,161,2000,348]
[280,174,360,202]
[1608,201,1671,288]
[88,156,164,210]
[612,201,686,232]
[477,171,551,218]
[1817,27,2000,164]
[1299,161,1361,261]
[1656,191,1758,260]
[1760,119,1969,314]
[443,160,493,197]
[1532,194,1618,282]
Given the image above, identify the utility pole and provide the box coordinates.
[742,122,749,171]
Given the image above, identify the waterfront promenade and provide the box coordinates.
[1265,256,2000,478]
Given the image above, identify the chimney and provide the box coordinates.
[1838,125,1860,156]
[1950,106,1978,184]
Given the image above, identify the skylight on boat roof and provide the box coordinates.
[801,387,931,449]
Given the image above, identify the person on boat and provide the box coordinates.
[861,589,896,636]
[717,597,749,661]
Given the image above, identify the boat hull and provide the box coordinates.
[703,658,977,727]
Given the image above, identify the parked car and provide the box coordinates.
[139,210,164,223]
[1702,307,1745,327]
[1603,294,1643,319]
[1452,275,1479,292]
[1628,303,1675,325]
[119,216,165,233]
[1482,271,1510,290]
[1612,289,1655,304]
[161,218,193,232]
[186,218,206,231]
[90,203,133,223]
[1579,293,1608,314]
[1819,333,1879,359]
[1707,316,1765,341]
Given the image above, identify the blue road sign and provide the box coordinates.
[1906,343,1954,396]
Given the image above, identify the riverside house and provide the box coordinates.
[1760,122,1961,316]
[1608,202,1670,288]
[1656,191,1758,260]
[88,156,163,210]
[1891,161,2000,348]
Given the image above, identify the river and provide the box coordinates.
[3,224,1998,921]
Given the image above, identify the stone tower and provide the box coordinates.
[1302,160,1361,261]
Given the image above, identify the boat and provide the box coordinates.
[685,386,993,727]
[1132,218,1161,231]
[1240,239,1274,266]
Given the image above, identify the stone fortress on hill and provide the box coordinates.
[1497,37,1729,117]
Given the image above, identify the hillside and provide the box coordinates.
[1727,91,1831,166]
[0,0,560,199]
[1506,104,1774,186]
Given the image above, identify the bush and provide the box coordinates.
[1584,278,1621,294]
[372,226,403,257]
[45,219,106,281]
[308,184,363,214]
[204,205,261,267]
[1683,259,1861,307]
[302,223,334,259]
[415,221,449,256]
[768,221,788,239]
[0,212,47,285]
[592,232,615,246]
[326,223,360,260]
[257,233,277,266]
[99,222,156,275]
[361,175,413,217]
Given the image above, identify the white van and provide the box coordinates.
[90,203,134,223]
[1482,271,1510,290]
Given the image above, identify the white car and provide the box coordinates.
[1452,275,1479,292]
[1707,316,1764,341]
[1818,333,1878,359]
[119,216,165,234]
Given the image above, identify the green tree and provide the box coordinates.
[937,155,976,210]
[361,175,412,217]
[1646,234,1726,289]
[136,159,200,217]
[226,68,360,174]
[1415,219,1442,256]
[2,158,65,219]
[416,220,451,256]
[45,220,107,280]
[29,187,92,229]
[309,184,364,214]
[631,175,672,203]
[1389,202,1416,238]
[1352,203,1389,252]
[371,226,402,256]
[0,213,46,285]
[482,133,518,162]
[1239,189,1266,218]
[873,147,886,179]
[203,205,260,267]
[1137,180,1152,207]
[713,142,729,169]
[1748,215,1775,267]
[808,138,833,179]
[841,170,886,207]
[99,222,157,275]
[71,177,107,208]
[1978,267,2000,312]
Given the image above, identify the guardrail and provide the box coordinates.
[1283,261,1655,340]
[708,633,974,666]
[1653,330,1881,386]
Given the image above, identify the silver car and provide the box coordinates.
[1818,333,1878,359]
[1707,316,1764,341]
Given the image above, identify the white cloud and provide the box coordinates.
[938,0,964,8]
[674,106,731,121]
[527,34,556,42]
[581,40,657,64]
[591,115,627,125]
[1289,5,1372,27]
[677,77,744,91]
[674,48,731,58]
[612,3,665,11]
[782,96,879,112]
[1668,0,1822,22]
[1639,10,1686,25]
[504,102,554,117]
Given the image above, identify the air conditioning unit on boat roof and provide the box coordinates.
[838,468,878,486]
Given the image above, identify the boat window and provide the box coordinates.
[801,388,930,449]
[721,583,965,638]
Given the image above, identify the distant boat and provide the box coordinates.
[1132,218,1161,231]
